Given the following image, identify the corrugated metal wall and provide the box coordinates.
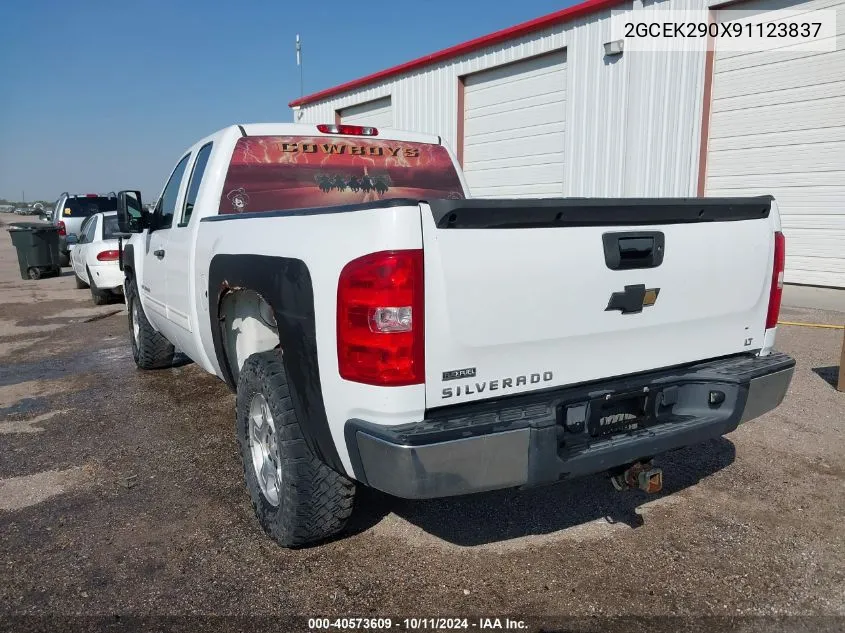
[704,0,845,287]
[293,0,708,197]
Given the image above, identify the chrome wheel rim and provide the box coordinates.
[248,393,281,506]
[131,300,140,346]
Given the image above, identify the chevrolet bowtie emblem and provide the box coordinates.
[606,284,660,315]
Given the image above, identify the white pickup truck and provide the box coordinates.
[117,122,794,547]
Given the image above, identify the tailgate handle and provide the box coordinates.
[603,231,665,270]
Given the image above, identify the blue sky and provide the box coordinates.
[0,0,571,202]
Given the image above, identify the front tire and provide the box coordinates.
[236,350,355,548]
[126,277,175,369]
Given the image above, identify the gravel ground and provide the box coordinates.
[0,214,843,632]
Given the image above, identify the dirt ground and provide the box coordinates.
[0,214,843,632]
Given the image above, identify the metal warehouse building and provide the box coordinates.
[290,0,845,288]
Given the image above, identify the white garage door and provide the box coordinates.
[462,51,567,198]
[705,0,845,287]
[338,97,393,128]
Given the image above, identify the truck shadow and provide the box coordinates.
[347,437,736,547]
[812,365,839,389]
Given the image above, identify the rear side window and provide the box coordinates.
[218,136,465,214]
[78,216,93,240]
[83,216,98,243]
[181,142,212,226]
[102,215,120,240]
[63,196,117,218]
[154,154,191,230]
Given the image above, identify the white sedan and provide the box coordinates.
[70,211,124,305]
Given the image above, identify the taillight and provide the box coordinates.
[317,123,378,136]
[337,250,424,386]
[96,250,120,262]
[766,231,786,329]
[57,221,66,236]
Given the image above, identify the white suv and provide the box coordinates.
[49,192,117,266]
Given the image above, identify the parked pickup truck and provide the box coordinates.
[116,122,794,547]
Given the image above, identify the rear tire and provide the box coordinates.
[126,277,175,369]
[59,252,70,268]
[75,273,89,289]
[88,267,110,305]
[28,267,42,280]
[236,350,355,548]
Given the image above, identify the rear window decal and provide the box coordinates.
[226,188,250,212]
[219,136,464,215]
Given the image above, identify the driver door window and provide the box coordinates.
[153,154,191,230]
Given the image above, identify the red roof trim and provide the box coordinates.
[289,0,625,108]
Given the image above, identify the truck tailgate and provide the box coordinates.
[421,198,778,407]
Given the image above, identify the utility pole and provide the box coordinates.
[296,34,303,98]
[22,190,25,205]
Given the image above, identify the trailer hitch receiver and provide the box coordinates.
[611,461,663,494]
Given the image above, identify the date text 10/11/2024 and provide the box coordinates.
[307,617,528,630]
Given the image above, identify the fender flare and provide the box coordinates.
[122,242,135,273]
[207,254,345,474]
[121,243,135,292]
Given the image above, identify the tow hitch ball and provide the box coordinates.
[610,461,663,494]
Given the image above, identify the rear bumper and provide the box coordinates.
[345,352,795,499]
[89,263,123,292]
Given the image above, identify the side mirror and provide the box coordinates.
[65,234,79,246]
[117,190,148,233]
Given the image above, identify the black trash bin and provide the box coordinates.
[7,222,62,280]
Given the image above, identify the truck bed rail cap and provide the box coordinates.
[428,197,773,229]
